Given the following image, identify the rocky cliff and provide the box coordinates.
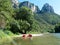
[11,0,19,8]
[19,1,40,13]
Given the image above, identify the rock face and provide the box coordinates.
[11,0,19,8]
[41,3,54,13]
[19,1,40,13]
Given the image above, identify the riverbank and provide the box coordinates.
[13,34,44,37]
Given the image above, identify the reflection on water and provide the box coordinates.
[52,33,60,38]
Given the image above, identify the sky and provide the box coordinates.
[18,0,60,15]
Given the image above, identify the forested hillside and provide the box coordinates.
[0,0,60,34]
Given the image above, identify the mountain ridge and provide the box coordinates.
[18,1,60,25]
[19,1,55,14]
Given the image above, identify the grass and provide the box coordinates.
[0,34,60,45]
[0,30,15,45]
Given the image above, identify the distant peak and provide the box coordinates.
[44,3,49,5]
[22,1,29,3]
[41,3,54,13]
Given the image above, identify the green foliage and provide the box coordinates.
[0,30,6,38]
[0,30,14,39]
[34,12,60,33]
[10,6,34,34]
[0,0,15,30]
[0,0,60,34]
[9,20,20,33]
[39,13,60,25]
[0,30,15,45]
[18,20,30,31]
[4,30,14,36]
[16,7,33,20]
[15,7,34,25]
[0,0,14,15]
[54,23,60,33]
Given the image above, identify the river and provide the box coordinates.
[52,33,60,38]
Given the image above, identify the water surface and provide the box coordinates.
[52,33,60,38]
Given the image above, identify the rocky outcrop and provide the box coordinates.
[11,0,19,8]
[41,3,54,13]
[19,1,40,13]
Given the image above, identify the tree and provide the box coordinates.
[54,23,60,33]
[14,7,34,34]
[0,0,14,15]
[0,0,15,30]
